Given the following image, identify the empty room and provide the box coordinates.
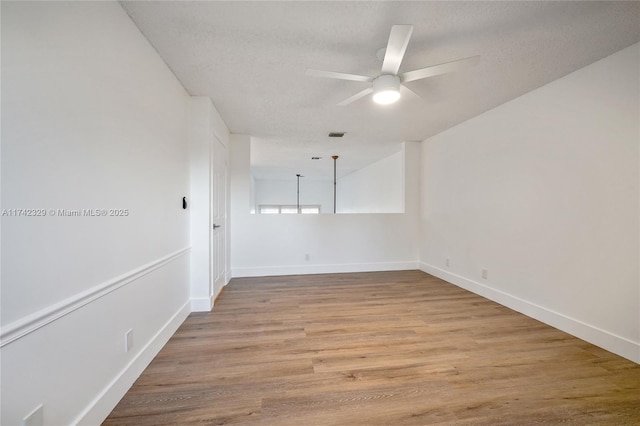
[1,1,639,425]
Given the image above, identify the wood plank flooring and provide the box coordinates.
[103,271,640,425]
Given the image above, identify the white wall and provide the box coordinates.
[337,149,404,213]
[231,135,420,277]
[420,43,639,363]
[1,2,192,424]
[253,178,334,213]
[250,174,256,214]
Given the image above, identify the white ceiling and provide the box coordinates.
[120,1,640,180]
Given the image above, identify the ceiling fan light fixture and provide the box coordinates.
[372,74,401,105]
[373,89,401,105]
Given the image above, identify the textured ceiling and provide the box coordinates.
[120,1,640,179]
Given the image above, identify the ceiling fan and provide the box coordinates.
[305,25,479,106]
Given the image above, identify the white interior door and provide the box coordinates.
[211,137,227,298]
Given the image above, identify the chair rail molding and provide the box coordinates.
[0,247,191,347]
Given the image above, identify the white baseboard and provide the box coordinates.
[74,300,191,425]
[191,296,214,312]
[419,262,640,364]
[232,261,419,278]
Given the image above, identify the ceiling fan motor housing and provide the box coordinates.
[372,74,401,104]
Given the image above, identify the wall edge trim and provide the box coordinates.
[0,246,192,347]
[419,262,640,364]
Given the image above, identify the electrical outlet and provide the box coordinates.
[445,258,450,267]
[125,329,133,352]
[305,253,310,261]
[482,269,488,279]
[22,404,43,426]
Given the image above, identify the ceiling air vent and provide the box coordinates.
[328,132,345,138]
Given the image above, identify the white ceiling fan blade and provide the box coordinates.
[305,68,373,83]
[400,84,421,101]
[401,55,480,83]
[381,25,414,75]
[337,87,374,106]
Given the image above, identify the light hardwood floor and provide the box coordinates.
[103,271,640,425]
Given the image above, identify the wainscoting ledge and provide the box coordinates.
[0,247,191,347]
